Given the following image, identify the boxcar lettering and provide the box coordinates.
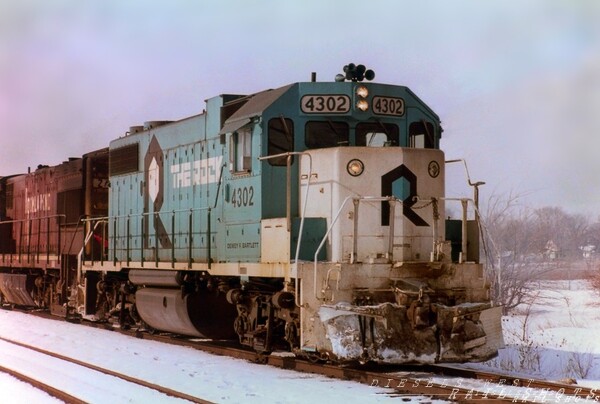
[25,191,51,215]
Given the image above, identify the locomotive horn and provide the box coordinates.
[338,63,375,82]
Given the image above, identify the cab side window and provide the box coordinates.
[229,127,252,173]
[268,118,294,166]
[409,121,435,149]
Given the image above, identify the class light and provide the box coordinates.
[347,159,364,176]
[355,85,369,98]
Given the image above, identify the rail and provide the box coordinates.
[0,214,66,266]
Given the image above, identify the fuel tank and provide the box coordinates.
[134,287,237,339]
[0,273,36,306]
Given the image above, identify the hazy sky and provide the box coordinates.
[1,1,599,213]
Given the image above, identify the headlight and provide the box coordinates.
[355,85,369,98]
[355,85,369,111]
[347,159,364,176]
[356,99,369,111]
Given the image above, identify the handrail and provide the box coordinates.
[408,195,484,264]
[312,194,353,301]
[77,219,108,285]
[0,214,67,225]
[0,214,66,264]
[440,196,476,264]
[258,151,313,308]
[312,195,397,301]
[80,205,213,223]
[79,205,214,268]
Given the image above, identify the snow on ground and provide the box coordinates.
[0,372,62,404]
[0,310,437,403]
[3,279,600,402]
[464,279,600,388]
[0,337,193,403]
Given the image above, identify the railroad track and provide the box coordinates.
[3,307,598,403]
[0,334,213,404]
[111,328,599,403]
[124,330,600,403]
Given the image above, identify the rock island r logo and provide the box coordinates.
[381,164,429,227]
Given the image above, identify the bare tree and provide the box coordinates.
[532,207,589,260]
[480,193,566,314]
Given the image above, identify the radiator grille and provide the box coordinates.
[110,143,139,176]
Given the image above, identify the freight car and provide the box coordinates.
[0,64,503,364]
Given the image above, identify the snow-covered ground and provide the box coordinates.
[464,279,600,388]
[0,310,438,403]
[0,372,62,403]
[2,279,599,403]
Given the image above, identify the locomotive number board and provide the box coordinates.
[300,95,351,114]
[372,96,405,116]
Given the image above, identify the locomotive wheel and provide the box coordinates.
[233,314,249,337]
[272,291,295,309]
[284,321,299,349]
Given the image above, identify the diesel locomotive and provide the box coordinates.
[0,64,503,363]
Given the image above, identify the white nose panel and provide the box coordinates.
[300,147,445,263]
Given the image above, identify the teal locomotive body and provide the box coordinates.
[106,80,440,266]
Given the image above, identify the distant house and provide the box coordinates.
[544,240,559,260]
[581,244,595,259]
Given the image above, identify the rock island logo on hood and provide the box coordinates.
[143,135,172,249]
